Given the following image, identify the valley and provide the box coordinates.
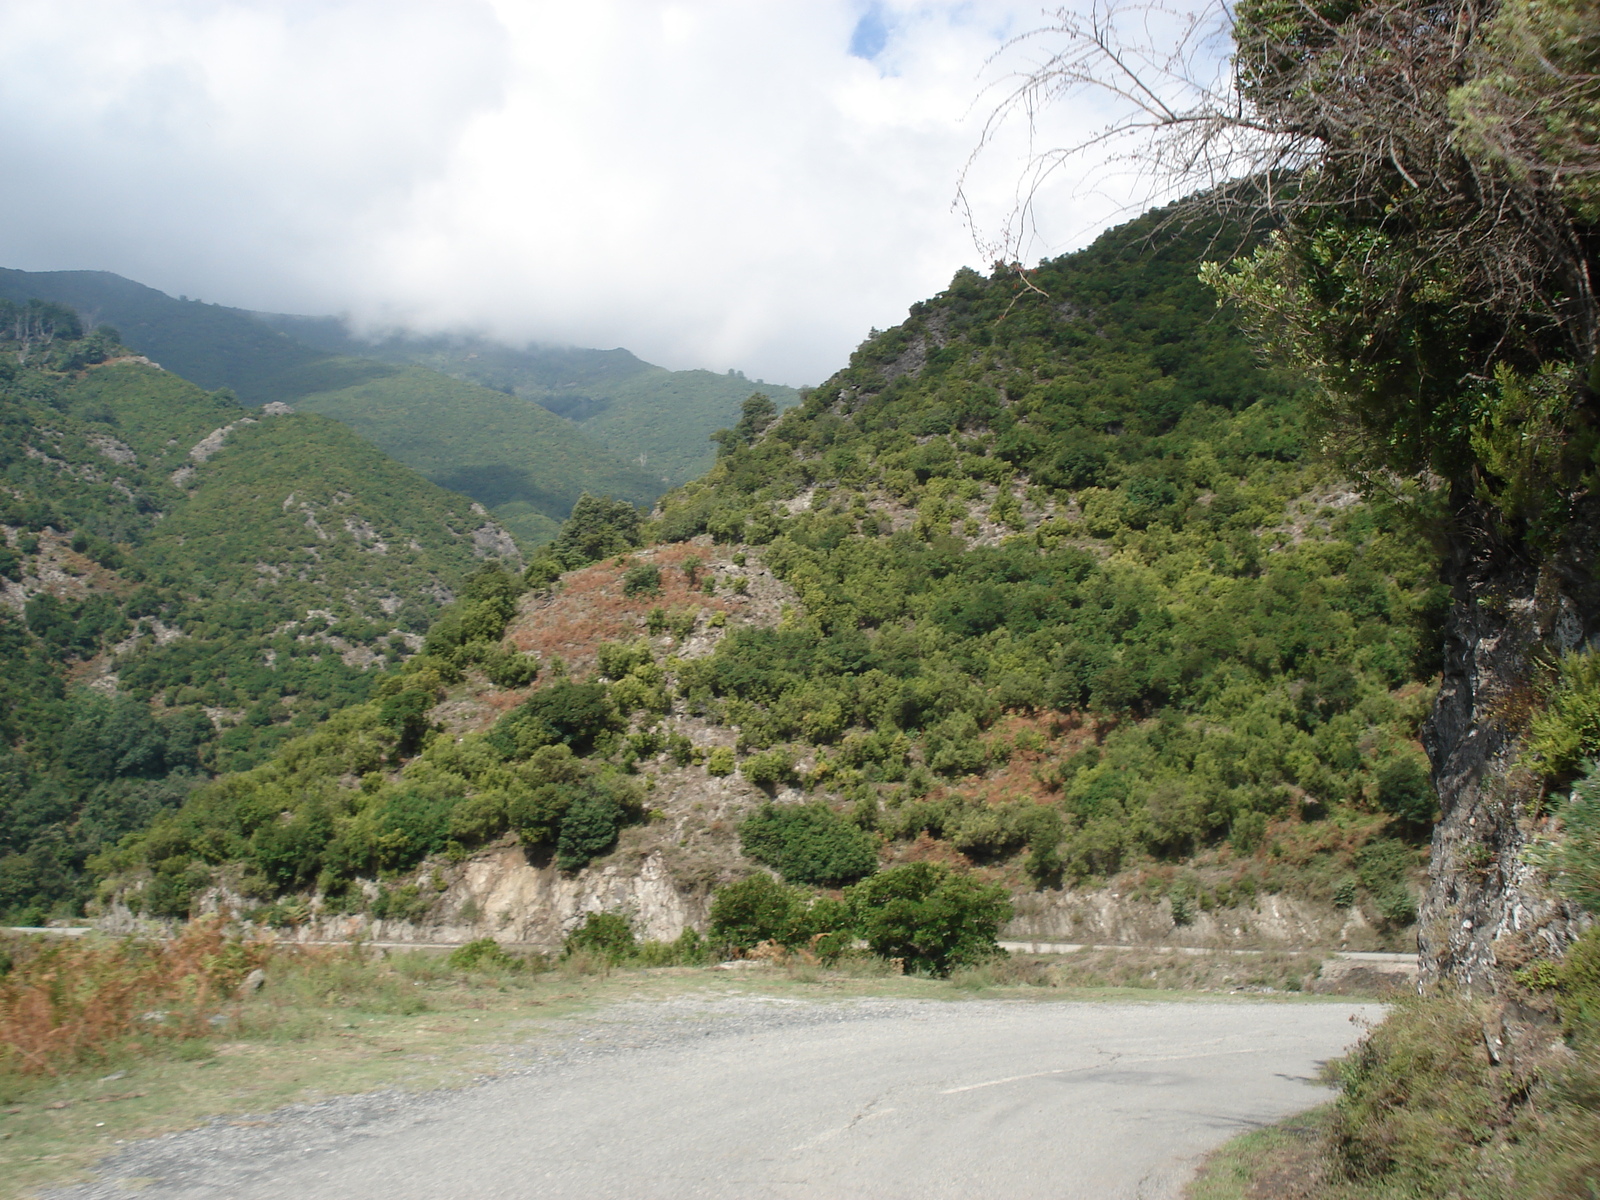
[0,269,795,545]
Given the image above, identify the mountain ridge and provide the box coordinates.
[0,268,797,541]
[0,313,522,920]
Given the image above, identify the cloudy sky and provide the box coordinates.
[0,1,1214,385]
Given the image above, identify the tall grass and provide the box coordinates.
[0,920,268,1076]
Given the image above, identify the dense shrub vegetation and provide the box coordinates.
[643,211,1442,890]
[0,316,501,921]
[705,863,1010,975]
[83,209,1445,938]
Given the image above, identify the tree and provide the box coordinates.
[847,863,1012,976]
[711,393,779,458]
[541,493,643,570]
[971,0,1600,504]
[738,802,878,887]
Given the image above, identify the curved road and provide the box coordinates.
[52,995,1379,1200]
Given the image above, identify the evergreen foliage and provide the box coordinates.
[253,316,803,486]
[0,314,500,919]
[0,269,674,545]
[288,367,661,546]
[848,863,1012,976]
[653,211,1441,881]
[82,208,1451,933]
[739,802,878,886]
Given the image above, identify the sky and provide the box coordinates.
[0,1,1219,386]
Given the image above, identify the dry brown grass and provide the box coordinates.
[0,921,270,1076]
[507,543,743,673]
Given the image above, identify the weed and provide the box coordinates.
[0,920,270,1076]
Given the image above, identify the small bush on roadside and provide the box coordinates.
[446,938,520,972]
[633,928,713,967]
[563,912,636,963]
[709,874,809,952]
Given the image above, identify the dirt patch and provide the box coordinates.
[506,540,793,678]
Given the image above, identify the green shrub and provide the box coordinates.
[370,883,433,924]
[447,937,519,971]
[739,802,878,886]
[1558,925,1600,1041]
[741,747,798,790]
[596,639,654,680]
[484,648,539,688]
[508,781,575,846]
[556,787,627,871]
[1230,811,1268,854]
[634,927,712,967]
[622,563,662,597]
[1526,651,1600,782]
[489,681,621,757]
[708,874,809,951]
[846,862,1012,976]
[706,745,736,776]
[1376,754,1436,828]
[563,912,636,963]
[546,493,642,569]
[1331,994,1502,1187]
[1538,766,1600,914]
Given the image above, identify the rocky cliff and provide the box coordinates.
[1420,507,1597,991]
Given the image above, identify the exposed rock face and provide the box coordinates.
[1007,888,1403,952]
[1420,509,1596,991]
[271,847,704,951]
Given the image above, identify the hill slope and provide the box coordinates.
[252,317,803,486]
[0,312,518,920]
[0,270,664,542]
[104,207,1441,949]
[282,365,662,546]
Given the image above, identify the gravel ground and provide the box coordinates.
[44,993,1380,1200]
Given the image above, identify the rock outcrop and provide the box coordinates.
[1420,507,1597,991]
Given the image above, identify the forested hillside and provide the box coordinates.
[253,316,802,486]
[0,300,515,921]
[0,269,789,542]
[104,209,1440,945]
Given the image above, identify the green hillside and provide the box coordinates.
[111,208,1440,941]
[581,366,801,483]
[0,271,666,538]
[285,365,662,545]
[254,316,802,485]
[0,269,345,401]
[0,306,513,920]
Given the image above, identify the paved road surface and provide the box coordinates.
[51,995,1380,1200]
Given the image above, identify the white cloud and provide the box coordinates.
[0,0,1202,385]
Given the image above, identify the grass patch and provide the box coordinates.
[1188,1106,1335,1199]
[952,948,1331,995]
[1188,989,1600,1199]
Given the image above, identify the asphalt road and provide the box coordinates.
[51,995,1380,1200]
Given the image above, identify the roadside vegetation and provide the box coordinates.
[0,910,1376,1200]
